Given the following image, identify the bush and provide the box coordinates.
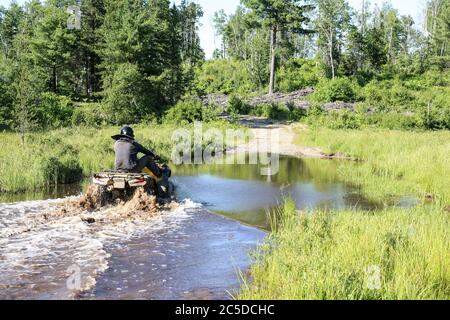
[415,86,450,130]
[71,103,106,127]
[39,154,83,185]
[194,59,256,95]
[31,136,83,184]
[312,77,358,103]
[36,92,74,129]
[361,79,416,112]
[363,112,419,130]
[307,109,361,129]
[227,95,251,115]
[102,63,149,125]
[277,58,321,92]
[164,98,218,124]
[250,103,292,120]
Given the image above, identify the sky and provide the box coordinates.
[1,0,428,58]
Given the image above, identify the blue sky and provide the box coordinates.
[1,0,427,58]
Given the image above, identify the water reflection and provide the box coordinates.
[173,155,399,229]
[0,183,86,204]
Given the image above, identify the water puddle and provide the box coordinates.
[173,156,415,229]
[82,210,265,300]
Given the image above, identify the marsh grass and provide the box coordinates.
[0,121,243,193]
[295,128,450,204]
[240,128,450,300]
[240,199,450,300]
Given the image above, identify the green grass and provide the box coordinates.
[240,127,450,300]
[240,199,450,300]
[0,120,244,193]
[295,127,450,204]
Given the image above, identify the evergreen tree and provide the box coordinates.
[31,0,78,95]
[242,0,313,94]
[77,0,105,98]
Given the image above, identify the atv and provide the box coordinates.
[92,167,173,207]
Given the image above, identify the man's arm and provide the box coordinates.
[134,142,159,160]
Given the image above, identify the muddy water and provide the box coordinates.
[0,156,415,300]
[83,210,264,300]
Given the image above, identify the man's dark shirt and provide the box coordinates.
[114,138,155,171]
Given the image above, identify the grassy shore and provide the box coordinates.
[0,121,242,193]
[240,200,449,300]
[240,127,450,300]
[296,128,450,203]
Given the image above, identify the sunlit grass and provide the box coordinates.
[240,199,450,300]
[0,120,244,193]
[240,127,450,300]
[295,127,450,204]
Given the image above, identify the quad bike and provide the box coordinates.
[92,165,173,207]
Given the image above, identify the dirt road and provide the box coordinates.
[227,116,326,158]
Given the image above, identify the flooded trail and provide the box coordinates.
[0,199,109,299]
[0,196,222,299]
[83,210,265,300]
[0,155,417,300]
[0,189,264,300]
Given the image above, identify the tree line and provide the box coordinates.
[0,0,203,135]
[210,0,449,94]
[0,0,449,135]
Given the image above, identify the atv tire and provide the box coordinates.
[96,185,110,207]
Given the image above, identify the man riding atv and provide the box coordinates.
[111,126,171,195]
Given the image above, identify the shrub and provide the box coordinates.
[415,87,450,130]
[277,58,321,92]
[39,154,83,185]
[71,103,106,126]
[36,92,74,129]
[312,77,358,103]
[102,63,149,125]
[364,112,419,130]
[194,59,256,95]
[307,109,361,129]
[288,105,308,121]
[249,103,288,120]
[164,98,218,124]
[32,136,83,185]
[361,79,416,112]
[227,95,251,115]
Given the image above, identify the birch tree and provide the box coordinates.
[315,0,351,79]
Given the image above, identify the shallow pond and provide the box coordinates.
[172,156,415,229]
[0,155,416,299]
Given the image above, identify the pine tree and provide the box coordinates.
[242,0,313,94]
[31,0,78,95]
[77,0,105,98]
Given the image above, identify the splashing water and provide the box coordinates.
[0,189,201,299]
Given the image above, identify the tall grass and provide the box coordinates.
[295,128,450,204]
[240,199,450,300]
[0,120,242,193]
[240,128,450,300]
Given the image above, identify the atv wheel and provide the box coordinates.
[96,185,110,207]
